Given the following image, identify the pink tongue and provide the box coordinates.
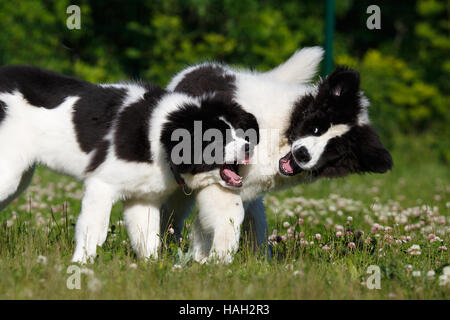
[281,159,294,174]
[223,168,241,181]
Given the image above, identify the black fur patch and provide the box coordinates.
[0,65,89,109]
[160,93,259,175]
[0,100,6,124]
[114,84,166,163]
[284,66,393,177]
[174,65,237,99]
[72,86,126,153]
[86,139,110,172]
[285,66,362,143]
[313,125,393,178]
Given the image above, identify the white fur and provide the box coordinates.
[264,46,324,84]
[164,47,326,262]
[0,81,252,264]
[291,124,351,169]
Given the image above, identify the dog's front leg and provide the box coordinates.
[124,198,161,260]
[72,180,116,264]
[196,184,244,264]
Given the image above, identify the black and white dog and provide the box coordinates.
[161,47,393,263]
[0,65,259,263]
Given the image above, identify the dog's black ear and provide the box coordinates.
[327,66,360,99]
[353,125,393,173]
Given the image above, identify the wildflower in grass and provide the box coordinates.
[87,277,102,292]
[6,220,13,228]
[365,237,372,244]
[309,241,314,245]
[438,267,450,287]
[298,218,304,225]
[347,216,353,222]
[172,264,182,271]
[299,240,307,247]
[36,255,47,265]
[315,233,321,241]
[438,246,447,251]
[384,235,393,243]
[412,271,421,277]
[395,239,402,245]
[168,227,174,234]
[385,226,393,233]
[285,264,293,271]
[426,270,435,280]
[348,242,356,249]
[428,233,435,240]
[322,245,331,252]
[336,231,343,238]
[335,225,344,232]
[129,263,137,269]
[408,244,421,256]
[179,237,183,243]
[406,236,412,242]
[293,270,303,277]
[299,232,305,238]
[281,235,287,243]
[80,267,94,277]
[406,264,413,272]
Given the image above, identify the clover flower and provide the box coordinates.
[408,244,421,256]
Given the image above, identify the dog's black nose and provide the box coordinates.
[244,142,250,153]
[293,146,311,163]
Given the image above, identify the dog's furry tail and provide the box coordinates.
[264,46,324,84]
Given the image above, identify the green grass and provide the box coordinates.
[0,136,449,299]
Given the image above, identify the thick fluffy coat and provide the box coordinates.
[0,66,259,263]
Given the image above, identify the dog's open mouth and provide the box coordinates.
[279,151,302,176]
[220,163,242,187]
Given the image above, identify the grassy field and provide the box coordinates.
[0,136,449,299]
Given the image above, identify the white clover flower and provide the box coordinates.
[412,271,421,277]
[128,263,137,269]
[348,242,356,249]
[426,270,435,280]
[282,221,290,228]
[444,266,450,276]
[315,233,321,241]
[172,264,182,271]
[336,231,343,238]
[36,255,47,265]
[87,277,102,292]
[80,267,95,277]
[438,274,449,287]
[408,244,421,255]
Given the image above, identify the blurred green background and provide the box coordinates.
[0,0,448,163]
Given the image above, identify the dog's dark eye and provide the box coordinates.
[312,127,320,136]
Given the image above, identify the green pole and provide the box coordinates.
[323,0,335,76]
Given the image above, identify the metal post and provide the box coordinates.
[323,0,335,76]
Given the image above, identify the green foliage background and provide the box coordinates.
[0,0,448,161]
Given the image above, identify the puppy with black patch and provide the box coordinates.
[162,48,392,263]
[0,65,259,263]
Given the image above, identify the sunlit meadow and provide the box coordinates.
[0,136,448,299]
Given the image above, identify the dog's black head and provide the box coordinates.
[279,66,393,179]
[161,93,259,188]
